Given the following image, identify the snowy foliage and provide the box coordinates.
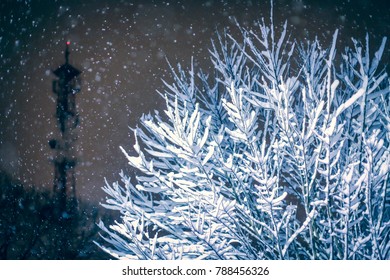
[96,17,390,259]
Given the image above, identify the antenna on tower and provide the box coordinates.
[65,41,70,64]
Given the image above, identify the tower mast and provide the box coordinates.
[50,41,81,218]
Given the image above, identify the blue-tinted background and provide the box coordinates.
[1,0,389,204]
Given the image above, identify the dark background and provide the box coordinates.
[1,0,389,205]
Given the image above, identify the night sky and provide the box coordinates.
[1,0,389,204]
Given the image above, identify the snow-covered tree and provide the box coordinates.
[96,16,390,259]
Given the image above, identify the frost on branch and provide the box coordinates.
[96,18,390,259]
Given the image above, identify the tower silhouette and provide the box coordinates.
[49,42,81,218]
